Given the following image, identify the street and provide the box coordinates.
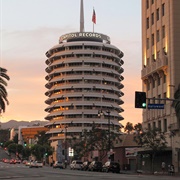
[0,162,179,180]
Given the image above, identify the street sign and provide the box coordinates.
[148,104,164,109]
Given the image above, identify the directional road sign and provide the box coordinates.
[148,104,164,109]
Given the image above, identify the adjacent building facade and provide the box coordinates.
[141,0,180,172]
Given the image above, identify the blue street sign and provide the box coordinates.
[148,104,164,109]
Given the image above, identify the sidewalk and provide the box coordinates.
[120,170,180,177]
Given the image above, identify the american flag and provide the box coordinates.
[92,9,96,24]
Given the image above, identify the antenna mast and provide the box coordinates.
[80,0,84,32]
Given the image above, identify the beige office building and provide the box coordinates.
[141,0,180,172]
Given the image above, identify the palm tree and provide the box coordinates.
[0,67,10,113]
[124,122,134,134]
[172,84,180,127]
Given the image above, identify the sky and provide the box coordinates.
[0,0,142,126]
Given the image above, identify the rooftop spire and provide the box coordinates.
[80,0,84,32]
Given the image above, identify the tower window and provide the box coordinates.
[162,26,165,38]
[146,38,149,49]
[151,34,154,46]
[151,13,154,25]
[156,30,160,42]
[146,17,149,29]
[156,8,160,21]
[162,3,165,16]
[146,0,149,9]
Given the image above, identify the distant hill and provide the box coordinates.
[0,120,48,129]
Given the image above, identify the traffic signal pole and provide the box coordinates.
[135,91,180,109]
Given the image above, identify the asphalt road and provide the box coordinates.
[0,162,179,180]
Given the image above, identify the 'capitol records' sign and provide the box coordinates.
[59,32,110,44]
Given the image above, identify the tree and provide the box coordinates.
[71,123,122,161]
[134,123,143,135]
[172,84,180,127]
[0,67,10,113]
[134,127,167,172]
[0,129,10,144]
[22,147,31,159]
[4,140,14,148]
[31,144,45,161]
[124,122,134,134]
[13,133,18,144]
[35,131,49,146]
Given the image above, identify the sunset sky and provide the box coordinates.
[1,0,142,126]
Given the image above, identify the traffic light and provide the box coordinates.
[135,91,147,109]
[24,142,27,147]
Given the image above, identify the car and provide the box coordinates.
[70,160,83,170]
[88,161,103,172]
[102,161,120,173]
[9,159,16,164]
[81,161,91,171]
[25,160,33,166]
[15,159,21,164]
[53,161,65,169]
[29,161,43,168]
[35,161,43,168]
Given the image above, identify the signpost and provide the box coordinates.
[148,104,164,109]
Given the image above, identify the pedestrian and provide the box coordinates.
[161,161,166,174]
[169,164,174,176]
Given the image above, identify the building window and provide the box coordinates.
[153,122,156,129]
[152,54,155,61]
[147,81,150,90]
[152,80,155,88]
[163,119,167,132]
[152,34,154,46]
[147,38,149,49]
[157,51,160,59]
[156,8,160,21]
[162,25,165,38]
[148,123,151,130]
[162,3,165,16]
[146,0,149,9]
[147,17,149,29]
[156,30,160,42]
[164,92,166,104]
[151,0,154,4]
[151,13,154,25]
[147,57,150,66]
[163,73,166,83]
[157,76,160,86]
[158,120,161,131]
[158,94,161,103]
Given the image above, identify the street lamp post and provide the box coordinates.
[64,125,68,168]
[98,110,111,159]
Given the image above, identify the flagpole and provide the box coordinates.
[93,22,94,33]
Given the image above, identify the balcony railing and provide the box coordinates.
[141,56,168,77]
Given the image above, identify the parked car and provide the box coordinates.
[35,161,43,168]
[88,161,103,172]
[70,160,83,170]
[15,159,21,164]
[81,161,91,171]
[53,161,65,169]
[9,159,16,164]
[29,161,43,168]
[102,161,120,173]
[25,160,33,166]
